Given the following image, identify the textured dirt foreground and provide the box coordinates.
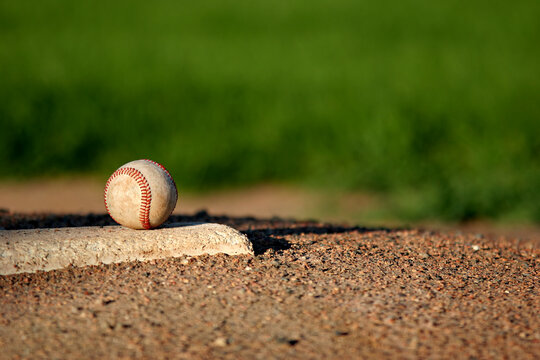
[0,212,538,359]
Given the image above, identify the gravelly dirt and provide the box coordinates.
[0,212,538,359]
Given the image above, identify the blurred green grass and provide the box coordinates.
[1,0,539,222]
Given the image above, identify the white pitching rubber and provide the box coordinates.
[0,223,253,275]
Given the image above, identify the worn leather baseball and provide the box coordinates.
[104,159,178,229]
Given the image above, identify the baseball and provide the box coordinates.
[104,159,178,230]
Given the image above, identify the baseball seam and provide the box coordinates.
[142,159,178,203]
[104,167,152,229]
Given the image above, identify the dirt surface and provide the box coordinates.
[2,178,540,245]
[0,179,322,219]
[0,212,538,359]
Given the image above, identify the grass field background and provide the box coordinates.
[1,0,539,222]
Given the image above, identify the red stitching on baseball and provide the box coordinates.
[142,159,178,203]
[104,167,152,229]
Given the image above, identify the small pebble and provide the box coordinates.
[213,337,228,347]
